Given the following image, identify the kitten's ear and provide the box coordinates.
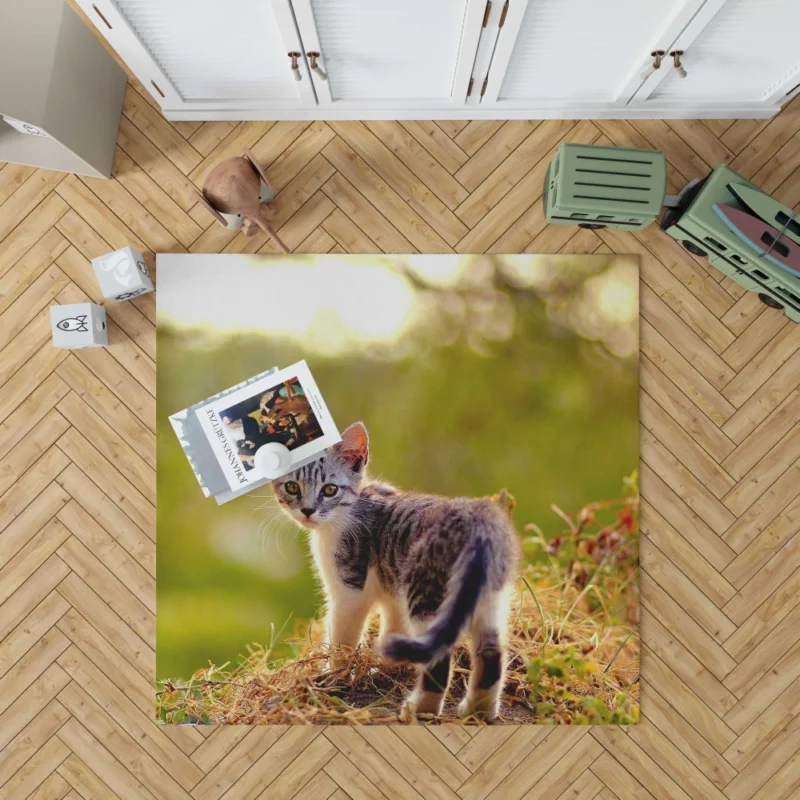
[336,422,369,471]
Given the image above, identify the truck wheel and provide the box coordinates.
[682,240,707,257]
[578,223,606,230]
[758,293,784,310]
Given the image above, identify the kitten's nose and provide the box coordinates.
[301,508,315,518]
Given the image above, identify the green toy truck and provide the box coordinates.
[659,165,800,322]
[544,143,800,322]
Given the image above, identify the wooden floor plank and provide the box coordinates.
[110,147,202,249]
[0,698,71,790]
[641,392,735,500]
[56,463,154,582]
[324,132,456,251]
[640,537,735,642]
[721,350,800,445]
[591,726,698,800]
[55,427,154,540]
[723,536,800,640]
[454,120,575,229]
[640,320,736,427]
[116,116,200,212]
[321,170,416,253]
[1,66,800,799]
[0,170,66,243]
[0,518,71,610]
[640,356,736,463]
[0,163,36,207]
[55,498,154,610]
[640,575,737,684]
[190,727,289,800]
[186,121,238,157]
[453,121,539,192]
[57,535,153,652]
[0,229,68,317]
[364,120,469,210]
[721,460,800,557]
[640,643,737,751]
[56,571,154,676]
[121,85,202,176]
[401,121,469,175]
[638,679,736,790]
[458,122,597,249]
[55,393,154,505]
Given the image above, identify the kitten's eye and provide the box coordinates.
[321,484,338,497]
[284,481,301,496]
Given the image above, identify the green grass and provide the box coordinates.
[157,482,640,726]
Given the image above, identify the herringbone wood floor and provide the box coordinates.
[3,63,800,799]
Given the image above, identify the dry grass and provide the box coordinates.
[158,483,640,726]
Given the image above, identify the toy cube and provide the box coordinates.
[544,143,667,231]
[92,246,154,301]
[50,303,108,349]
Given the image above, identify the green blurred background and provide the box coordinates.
[156,254,639,681]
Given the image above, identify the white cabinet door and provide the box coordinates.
[631,0,800,110]
[75,0,316,113]
[289,0,486,109]
[477,0,705,110]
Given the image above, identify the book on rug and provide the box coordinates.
[169,360,340,503]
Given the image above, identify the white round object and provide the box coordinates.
[254,442,292,479]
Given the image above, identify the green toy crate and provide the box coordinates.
[543,143,667,231]
[660,164,800,322]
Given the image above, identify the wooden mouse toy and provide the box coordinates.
[197,149,289,253]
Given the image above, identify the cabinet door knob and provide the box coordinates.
[307,52,328,81]
[288,52,302,81]
[641,50,665,81]
[670,50,687,79]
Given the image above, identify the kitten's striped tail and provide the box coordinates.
[380,543,487,665]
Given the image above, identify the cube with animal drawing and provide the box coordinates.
[92,245,154,301]
[50,302,108,349]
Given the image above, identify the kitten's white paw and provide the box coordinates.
[458,697,498,721]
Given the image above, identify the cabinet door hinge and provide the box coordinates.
[482,0,492,27]
[499,0,509,27]
[467,77,474,97]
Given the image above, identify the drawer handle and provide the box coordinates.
[288,52,302,81]
[640,50,664,81]
[307,52,328,81]
[670,50,687,79]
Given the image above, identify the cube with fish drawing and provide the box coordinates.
[91,245,154,302]
[50,303,108,349]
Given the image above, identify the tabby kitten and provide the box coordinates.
[272,422,520,720]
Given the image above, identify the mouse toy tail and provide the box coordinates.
[254,210,290,253]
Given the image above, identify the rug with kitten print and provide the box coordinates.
[156,253,640,726]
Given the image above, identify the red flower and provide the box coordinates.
[546,536,562,555]
[618,507,635,532]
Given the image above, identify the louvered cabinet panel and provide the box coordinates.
[75,0,795,117]
[114,0,293,100]
[493,0,680,102]
[291,0,483,106]
[648,0,800,102]
[74,0,315,110]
